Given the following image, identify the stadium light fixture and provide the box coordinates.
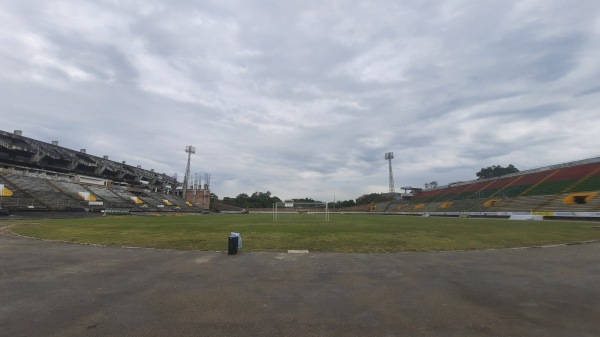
[385,152,395,194]
[182,146,196,199]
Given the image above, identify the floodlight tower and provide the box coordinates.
[203,173,211,210]
[385,152,395,194]
[182,146,195,198]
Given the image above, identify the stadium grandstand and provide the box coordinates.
[365,157,600,219]
[0,129,209,214]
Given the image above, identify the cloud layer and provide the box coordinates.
[1,0,599,201]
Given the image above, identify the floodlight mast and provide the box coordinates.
[385,152,395,194]
[182,146,195,198]
[203,173,210,210]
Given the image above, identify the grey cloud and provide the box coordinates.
[479,103,567,119]
[576,85,600,97]
[1,0,599,201]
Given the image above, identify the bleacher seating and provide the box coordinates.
[0,169,200,213]
[1,172,86,210]
[405,157,600,213]
[86,185,133,208]
[443,198,486,212]
[410,188,446,203]
[577,176,600,192]
[0,171,47,209]
[138,191,198,212]
[418,201,443,212]
[331,203,373,212]
[492,195,555,212]
[537,193,600,212]
[370,202,392,212]
[476,175,524,199]
[111,188,142,203]
[51,180,105,211]
[115,189,160,211]
[157,193,188,208]
[0,130,211,213]
[137,192,168,210]
[52,180,90,196]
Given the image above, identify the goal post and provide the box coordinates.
[273,201,329,221]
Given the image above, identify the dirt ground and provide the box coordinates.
[1,230,599,337]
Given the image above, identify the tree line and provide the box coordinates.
[423,164,520,188]
[217,191,374,209]
[220,191,282,209]
[476,164,519,179]
[215,165,521,208]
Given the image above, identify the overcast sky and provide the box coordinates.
[1,1,599,201]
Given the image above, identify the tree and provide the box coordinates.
[234,193,250,208]
[249,191,282,208]
[293,197,316,203]
[209,193,219,211]
[220,191,283,208]
[476,164,519,179]
[355,193,390,205]
[424,181,438,189]
[327,199,356,208]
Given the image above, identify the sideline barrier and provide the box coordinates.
[509,214,544,220]
[104,208,131,215]
[343,211,600,219]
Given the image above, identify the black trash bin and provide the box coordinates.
[228,236,239,255]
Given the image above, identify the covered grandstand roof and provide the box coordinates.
[0,129,177,190]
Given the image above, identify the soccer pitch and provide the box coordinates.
[8,214,600,253]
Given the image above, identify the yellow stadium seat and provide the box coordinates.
[1,186,13,197]
[563,192,597,205]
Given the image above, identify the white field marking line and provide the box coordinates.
[288,250,309,254]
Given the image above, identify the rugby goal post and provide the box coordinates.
[273,201,329,221]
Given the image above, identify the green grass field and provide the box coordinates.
[8,214,600,253]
